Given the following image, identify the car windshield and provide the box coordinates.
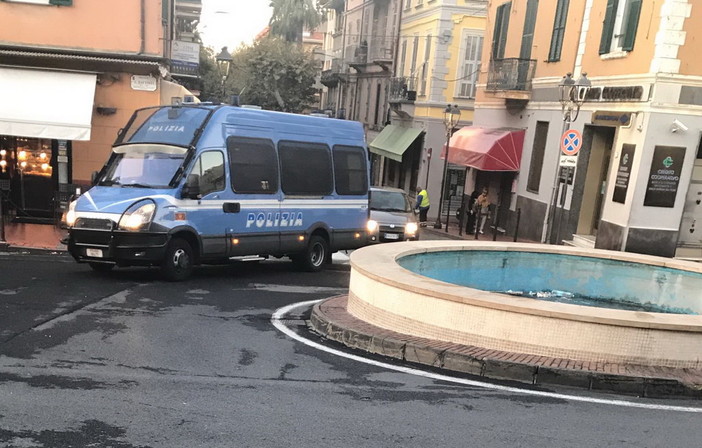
[98,144,187,188]
[370,190,412,212]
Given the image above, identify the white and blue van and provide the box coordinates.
[65,104,370,280]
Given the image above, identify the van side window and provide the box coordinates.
[189,151,225,196]
[226,137,278,194]
[333,145,368,195]
[279,141,333,196]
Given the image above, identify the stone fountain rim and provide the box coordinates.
[350,241,702,332]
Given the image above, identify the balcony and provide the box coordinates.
[389,77,417,104]
[321,58,343,87]
[485,58,537,101]
[346,37,395,72]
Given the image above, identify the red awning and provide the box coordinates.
[442,127,526,171]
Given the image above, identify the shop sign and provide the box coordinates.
[643,146,686,208]
[131,75,157,92]
[171,41,200,77]
[613,144,635,204]
[592,111,632,127]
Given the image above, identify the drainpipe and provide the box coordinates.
[139,0,146,55]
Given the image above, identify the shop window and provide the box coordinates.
[279,141,333,196]
[227,137,278,194]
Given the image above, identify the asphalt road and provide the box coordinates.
[0,248,701,448]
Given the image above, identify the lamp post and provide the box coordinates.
[433,104,461,230]
[215,46,233,103]
[542,72,591,244]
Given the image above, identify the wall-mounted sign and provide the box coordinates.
[131,75,157,92]
[592,111,632,127]
[585,85,648,102]
[613,144,635,204]
[171,41,200,77]
[643,146,686,208]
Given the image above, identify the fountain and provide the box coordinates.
[343,241,702,369]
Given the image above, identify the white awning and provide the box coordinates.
[0,67,96,141]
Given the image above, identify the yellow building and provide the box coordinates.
[474,0,702,258]
[369,0,487,226]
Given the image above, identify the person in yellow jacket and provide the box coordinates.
[414,186,430,227]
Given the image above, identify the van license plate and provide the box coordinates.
[86,248,103,258]
[384,233,400,240]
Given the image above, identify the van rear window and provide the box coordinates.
[333,145,368,195]
[279,141,333,196]
[226,137,279,194]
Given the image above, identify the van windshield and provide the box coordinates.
[98,144,187,188]
[370,190,412,212]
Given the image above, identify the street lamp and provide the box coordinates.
[215,46,233,102]
[542,72,592,243]
[434,104,461,230]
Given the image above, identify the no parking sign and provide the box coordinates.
[559,129,582,167]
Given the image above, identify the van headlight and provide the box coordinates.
[65,200,77,228]
[405,222,418,235]
[366,219,378,233]
[118,200,156,231]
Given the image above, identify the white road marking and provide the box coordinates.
[246,284,347,294]
[272,300,702,413]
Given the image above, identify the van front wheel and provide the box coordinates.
[161,238,194,281]
[293,235,329,272]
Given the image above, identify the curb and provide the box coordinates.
[309,296,702,399]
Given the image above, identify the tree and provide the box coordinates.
[269,0,322,43]
[229,38,319,113]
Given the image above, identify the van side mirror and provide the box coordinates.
[181,174,201,199]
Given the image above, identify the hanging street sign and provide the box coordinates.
[560,129,583,156]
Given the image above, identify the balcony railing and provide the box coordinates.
[389,76,417,103]
[368,36,395,63]
[321,58,344,87]
[486,58,537,93]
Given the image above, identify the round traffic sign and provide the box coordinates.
[561,129,582,156]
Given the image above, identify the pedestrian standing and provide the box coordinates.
[474,187,490,234]
[415,186,430,227]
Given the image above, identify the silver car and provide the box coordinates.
[367,187,419,243]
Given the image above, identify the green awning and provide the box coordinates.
[369,125,423,162]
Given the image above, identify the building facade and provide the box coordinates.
[0,0,198,225]
[474,0,702,258]
[372,0,487,225]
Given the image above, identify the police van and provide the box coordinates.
[65,104,370,280]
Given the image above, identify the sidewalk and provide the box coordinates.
[310,296,702,398]
[419,219,537,244]
[2,222,67,251]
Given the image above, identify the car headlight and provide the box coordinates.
[118,200,156,231]
[405,222,418,235]
[366,219,378,233]
[65,200,77,228]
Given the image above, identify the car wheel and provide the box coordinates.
[293,235,329,272]
[88,262,115,273]
[161,238,194,281]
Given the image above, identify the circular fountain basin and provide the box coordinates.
[348,241,702,368]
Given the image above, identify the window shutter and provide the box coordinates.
[599,0,618,55]
[548,0,570,61]
[491,4,506,59]
[49,0,72,5]
[498,2,511,59]
[520,0,538,60]
[622,0,642,51]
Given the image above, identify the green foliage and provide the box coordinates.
[209,38,319,113]
[269,0,322,42]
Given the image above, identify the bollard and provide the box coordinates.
[513,208,521,242]
[492,204,499,241]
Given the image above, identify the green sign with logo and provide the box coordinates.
[644,146,686,208]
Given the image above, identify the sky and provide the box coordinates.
[198,0,273,52]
